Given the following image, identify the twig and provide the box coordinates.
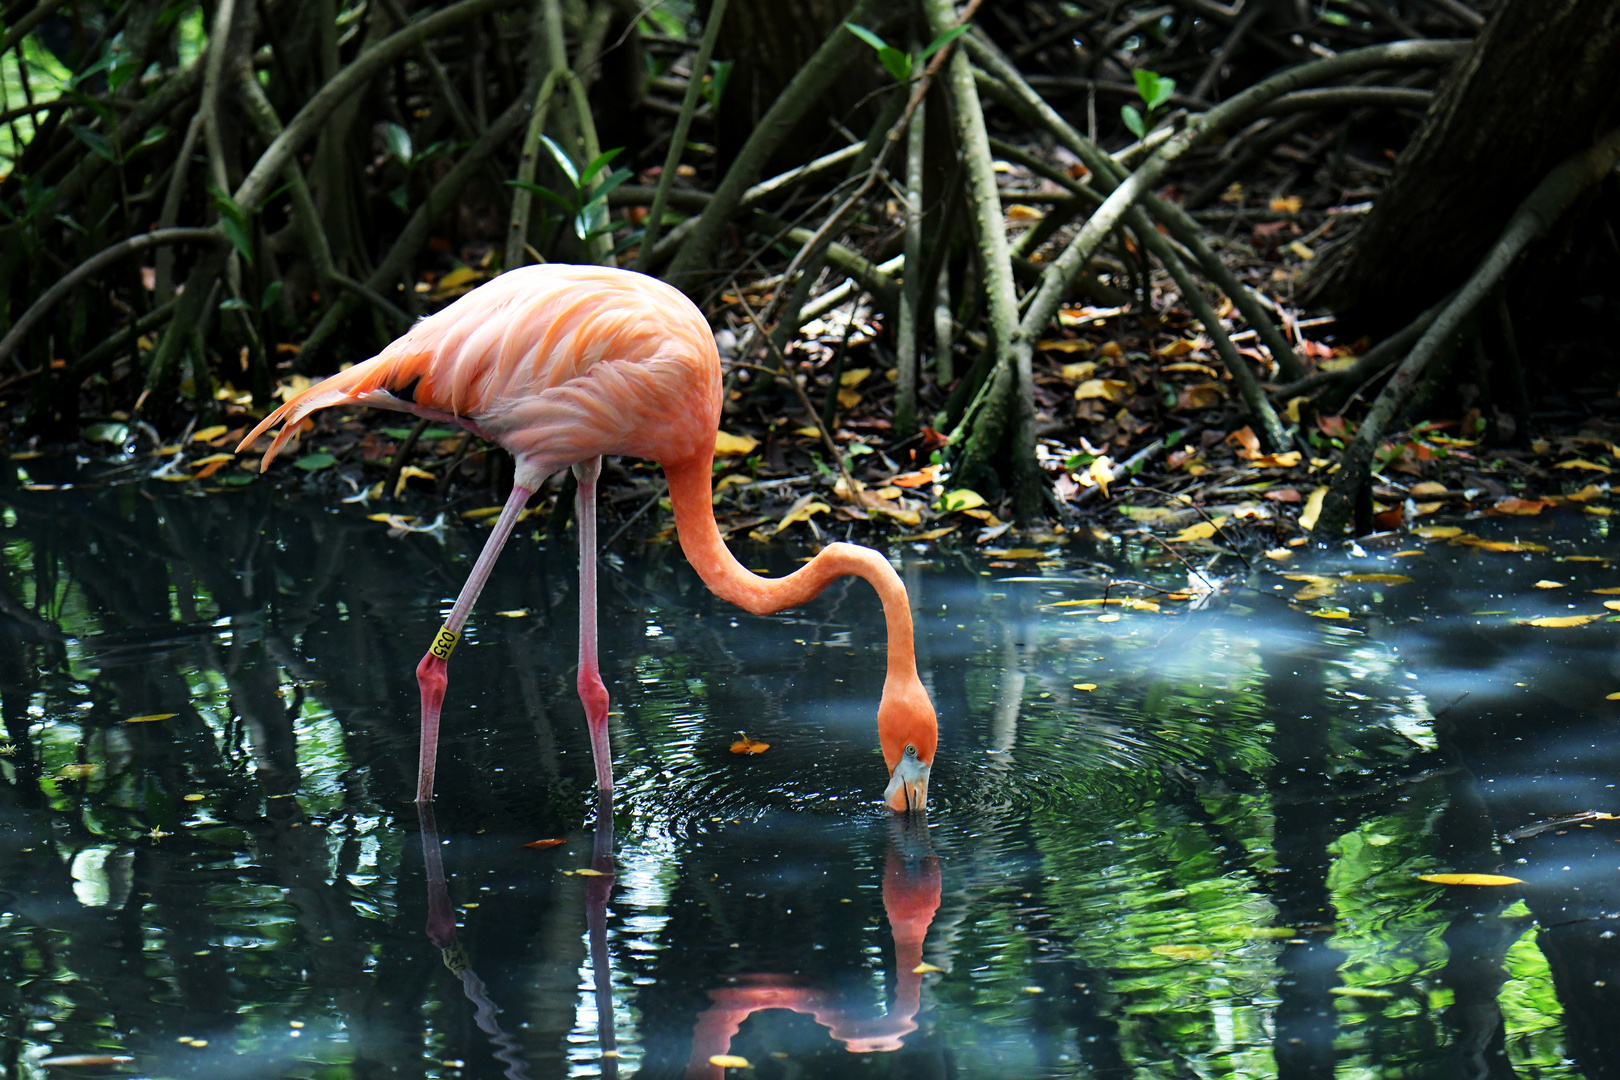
[1147,534,1219,593]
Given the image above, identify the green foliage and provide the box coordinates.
[209,187,255,264]
[701,58,733,110]
[844,23,969,83]
[508,139,631,242]
[1122,68,1176,139]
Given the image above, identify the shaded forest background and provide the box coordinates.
[0,0,1618,539]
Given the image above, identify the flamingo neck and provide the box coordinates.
[664,455,928,740]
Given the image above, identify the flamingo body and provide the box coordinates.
[242,265,937,810]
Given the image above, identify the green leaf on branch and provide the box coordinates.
[69,124,117,163]
[539,134,579,187]
[920,25,969,61]
[383,122,413,166]
[845,23,911,81]
[294,452,337,472]
[580,147,624,187]
[1121,105,1146,138]
[1132,68,1175,111]
[260,280,283,312]
[134,125,171,152]
[843,22,890,51]
[218,297,252,312]
[219,218,254,264]
[702,59,733,109]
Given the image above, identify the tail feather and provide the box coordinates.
[237,351,425,469]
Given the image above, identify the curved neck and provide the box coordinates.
[664,456,919,686]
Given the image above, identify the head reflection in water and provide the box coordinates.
[686,817,943,1075]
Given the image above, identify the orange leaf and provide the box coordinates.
[524,838,566,849]
[890,465,939,488]
[1490,497,1555,516]
[730,736,770,755]
[1225,426,1261,455]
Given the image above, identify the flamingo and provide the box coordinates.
[240,264,937,811]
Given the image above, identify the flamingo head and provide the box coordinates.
[878,677,937,814]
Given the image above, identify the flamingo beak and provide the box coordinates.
[884,748,930,813]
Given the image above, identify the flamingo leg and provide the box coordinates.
[415,481,536,803]
[574,456,614,795]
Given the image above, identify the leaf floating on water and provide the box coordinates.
[1522,614,1604,627]
[1608,692,1620,700]
[709,1056,752,1069]
[126,713,176,723]
[1151,944,1214,961]
[496,609,530,618]
[57,763,98,780]
[1285,574,1338,601]
[1074,683,1097,692]
[1096,613,1121,623]
[524,838,566,849]
[1459,537,1549,553]
[905,526,958,541]
[730,736,770,755]
[1556,459,1612,473]
[1329,987,1396,1000]
[912,962,943,973]
[573,867,608,877]
[1592,588,1620,595]
[183,793,205,802]
[1418,873,1526,886]
[1411,525,1462,539]
[1344,573,1412,584]
[1491,497,1555,516]
[1311,608,1352,620]
[38,1056,136,1067]
[192,425,229,443]
[1170,521,1217,542]
[1534,580,1567,589]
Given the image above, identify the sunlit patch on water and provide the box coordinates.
[3,481,1620,1078]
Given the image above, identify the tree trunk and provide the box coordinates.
[1307,0,1620,328]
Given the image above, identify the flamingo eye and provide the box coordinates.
[905,744,916,757]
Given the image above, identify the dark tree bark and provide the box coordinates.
[1308,0,1620,327]
[709,0,889,172]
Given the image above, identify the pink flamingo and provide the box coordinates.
[241,265,937,811]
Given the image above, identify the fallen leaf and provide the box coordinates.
[1311,608,1352,620]
[714,431,759,456]
[1418,873,1526,886]
[1249,451,1303,468]
[1586,505,1614,516]
[1412,525,1462,539]
[1298,486,1329,531]
[1329,987,1395,1000]
[1608,692,1620,700]
[772,496,831,533]
[1343,574,1412,584]
[1522,614,1603,627]
[839,367,872,388]
[1491,497,1555,516]
[1392,549,1424,557]
[906,526,959,541]
[1096,613,1120,622]
[1533,580,1566,589]
[1151,944,1214,961]
[496,608,530,617]
[1005,203,1044,223]
[1049,598,1161,612]
[1460,538,1549,553]
[836,387,863,409]
[1265,548,1292,561]
[1170,521,1216,542]
[890,465,940,488]
[1269,195,1302,214]
[793,426,821,438]
[1556,459,1612,473]
[1409,481,1448,496]
[1176,382,1225,410]
[1074,683,1097,691]
[38,1057,135,1067]
[394,464,435,497]
[1075,378,1132,402]
[573,868,607,877]
[1593,588,1620,595]
[1037,340,1093,355]
[938,489,987,512]
[730,736,770,754]
[1265,488,1302,503]
[524,838,566,849]
[183,793,204,802]
[1604,600,1620,611]
[191,425,228,443]
[1161,361,1219,377]
[709,1056,752,1070]
[1287,240,1315,260]
[126,713,176,723]
[1058,361,1098,383]
[1226,427,1261,454]
[1122,506,1175,522]
[1565,484,1606,503]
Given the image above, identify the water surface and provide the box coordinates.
[3,474,1619,1078]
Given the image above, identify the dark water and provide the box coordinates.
[3,471,1620,1079]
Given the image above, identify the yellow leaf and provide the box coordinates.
[1284,396,1309,424]
[1608,692,1620,700]
[1074,683,1097,691]
[191,425,228,443]
[461,506,504,520]
[1417,873,1526,886]
[1269,195,1302,214]
[912,962,943,973]
[907,526,958,540]
[939,489,987,512]
[190,453,235,467]
[1534,580,1566,589]
[1588,505,1615,516]
[1170,521,1216,542]
[839,367,872,388]
[836,387,862,409]
[1460,538,1549,553]
[1058,361,1097,382]
[394,464,435,497]
[1565,484,1605,503]
[1151,944,1214,961]
[1392,549,1424,557]
[1005,203,1044,222]
[1556,459,1612,473]
[1096,613,1120,622]
[772,498,830,533]
[1122,506,1175,522]
[1085,456,1115,498]
[1157,338,1199,358]
[1249,451,1303,468]
[1412,525,1462,538]
[1593,588,1620,594]
[1075,378,1132,402]
[1265,547,1292,561]
[573,868,607,877]
[1522,614,1603,627]
[714,431,759,455]
[1287,240,1315,260]
[1311,608,1352,620]
[1037,341,1092,356]
[709,1056,751,1070]
[496,609,530,618]
[1161,361,1219,377]
[793,426,821,438]
[1051,598,1160,612]
[1343,573,1412,584]
[1409,481,1448,496]
[1604,601,1620,611]
[183,793,204,801]
[1286,574,1339,601]
[274,374,312,401]
[126,713,177,723]
[1298,485,1328,531]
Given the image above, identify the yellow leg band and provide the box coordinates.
[429,625,459,660]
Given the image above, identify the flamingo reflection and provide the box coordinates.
[420,795,621,1079]
[686,817,943,1077]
